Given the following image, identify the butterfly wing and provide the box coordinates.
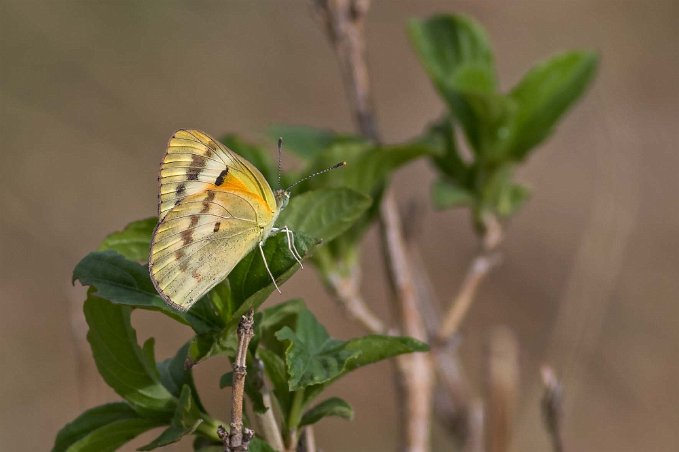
[158,129,277,220]
[150,130,278,311]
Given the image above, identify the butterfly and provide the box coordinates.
[148,129,305,312]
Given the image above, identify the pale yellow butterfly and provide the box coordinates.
[149,129,343,312]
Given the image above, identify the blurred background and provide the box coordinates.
[1,1,678,451]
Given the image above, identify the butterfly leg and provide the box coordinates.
[259,240,281,293]
[284,227,304,267]
[271,226,303,268]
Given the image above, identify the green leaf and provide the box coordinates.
[227,232,318,316]
[138,385,203,450]
[268,124,363,160]
[432,178,475,210]
[220,134,277,188]
[84,294,176,416]
[98,217,156,263]
[341,335,429,371]
[408,14,495,94]
[275,309,361,391]
[305,142,432,196]
[53,403,158,452]
[157,342,206,413]
[59,418,163,452]
[186,327,237,367]
[409,14,512,158]
[420,117,469,182]
[249,436,277,452]
[254,299,305,355]
[73,251,219,333]
[507,51,598,160]
[300,397,353,426]
[276,188,372,242]
[74,251,185,321]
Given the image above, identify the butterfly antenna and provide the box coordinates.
[277,137,283,190]
[285,161,347,191]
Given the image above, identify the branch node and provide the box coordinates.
[225,309,256,452]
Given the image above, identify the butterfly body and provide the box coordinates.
[149,130,290,312]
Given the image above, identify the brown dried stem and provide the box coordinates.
[312,1,434,450]
[437,215,503,342]
[222,310,255,452]
[541,366,565,452]
[252,359,285,451]
[484,326,519,452]
[325,265,386,334]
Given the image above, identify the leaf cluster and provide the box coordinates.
[409,14,598,229]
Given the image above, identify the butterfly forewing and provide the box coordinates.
[150,130,280,311]
[158,129,277,221]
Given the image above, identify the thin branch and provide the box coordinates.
[484,326,519,452]
[437,214,503,342]
[541,366,565,452]
[325,265,387,334]
[252,359,285,452]
[312,0,377,141]
[302,426,317,452]
[437,251,501,341]
[312,1,434,450]
[222,310,255,452]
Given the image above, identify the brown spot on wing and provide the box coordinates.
[180,229,193,246]
[187,154,207,181]
[176,184,186,196]
[213,222,221,232]
[176,250,188,272]
[189,215,199,227]
[192,269,202,281]
[201,191,216,213]
[215,168,228,186]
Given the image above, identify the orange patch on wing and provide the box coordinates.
[209,173,271,211]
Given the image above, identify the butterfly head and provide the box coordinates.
[274,189,290,211]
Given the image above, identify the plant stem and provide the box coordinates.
[541,366,565,452]
[437,214,503,342]
[286,390,306,451]
[312,1,434,450]
[253,358,285,451]
[223,310,255,452]
[325,267,386,334]
[484,326,519,452]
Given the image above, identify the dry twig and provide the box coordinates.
[541,366,565,452]
[437,214,503,342]
[312,1,434,450]
[252,358,285,451]
[484,326,519,452]
[221,310,255,452]
[325,266,386,333]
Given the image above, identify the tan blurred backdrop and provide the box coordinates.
[1,1,678,451]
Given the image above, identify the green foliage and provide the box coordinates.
[410,13,598,226]
[98,217,157,263]
[255,300,427,432]
[267,124,364,160]
[57,10,597,452]
[300,397,354,426]
[53,403,163,452]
